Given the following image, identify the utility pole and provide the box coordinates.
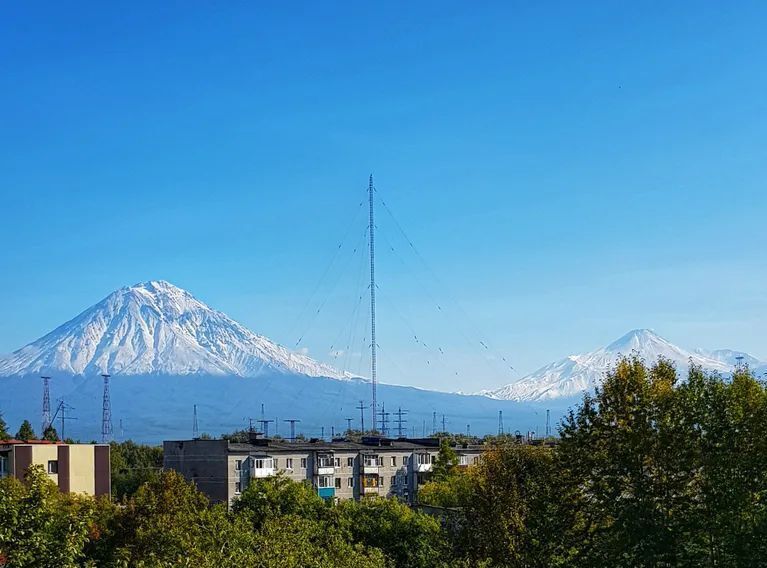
[356,400,366,433]
[331,425,335,438]
[432,411,437,435]
[441,414,446,433]
[101,374,112,443]
[52,400,76,441]
[345,417,353,433]
[284,419,300,442]
[41,376,51,433]
[395,407,408,438]
[466,424,471,437]
[321,426,325,440]
[193,404,199,438]
[368,174,378,432]
[498,410,504,436]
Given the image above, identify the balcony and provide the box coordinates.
[414,463,433,473]
[317,487,335,499]
[362,484,380,494]
[362,465,379,474]
[317,466,335,475]
[251,467,275,478]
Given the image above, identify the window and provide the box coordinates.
[347,477,354,488]
[235,482,242,494]
[286,458,294,470]
[431,454,436,464]
[334,477,342,489]
[47,460,58,474]
[390,456,397,467]
[363,455,378,467]
[334,457,341,468]
[362,475,379,488]
[273,458,278,468]
[318,475,333,488]
[459,455,469,466]
[253,457,274,469]
[473,457,479,465]
[377,456,384,466]
[301,458,307,469]
[347,457,354,467]
[235,459,242,471]
[317,455,334,468]
[416,453,431,465]
[390,476,396,486]
[380,476,385,486]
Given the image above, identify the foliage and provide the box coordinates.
[41,425,59,442]
[0,411,8,440]
[418,470,472,508]
[338,497,448,568]
[232,473,329,529]
[109,440,163,499]
[431,438,459,482]
[15,420,36,441]
[0,465,95,568]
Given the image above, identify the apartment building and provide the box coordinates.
[163,435,484,506]
[0,439,110,497]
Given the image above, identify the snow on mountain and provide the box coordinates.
[0,280,349,380]
[484,329,764,402]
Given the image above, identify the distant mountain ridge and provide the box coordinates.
[482,329,766,402]
[0,280,349,379]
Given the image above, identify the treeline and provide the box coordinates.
[419,357,767,567]
[2,356,766,567]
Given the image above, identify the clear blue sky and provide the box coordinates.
[1,2,765,392]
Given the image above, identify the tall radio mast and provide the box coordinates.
[368,174,378,432]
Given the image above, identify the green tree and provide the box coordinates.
[0,465,95,567]
[109,440,163,499]
[431,438,459,482]
[15,419,36,441]
[232,473,329,529]
[337,497,449,568]
[42,425,59,442]
[0,411,8,440]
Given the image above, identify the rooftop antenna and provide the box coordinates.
[258,418,274,438]
[368,174,378,432]
[356,400,366,433]
[193,404,199,439]
[345,417,353,432]
[498,410,504,436]
[41,376,51,433]
[395,407,408,438]
[284,419,300,441]
[101,374,113,443]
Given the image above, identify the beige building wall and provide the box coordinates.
[68,445,96,494]
[31,445,59,485]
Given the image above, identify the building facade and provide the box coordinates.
[0,440,110,497]
[164,436,484,506]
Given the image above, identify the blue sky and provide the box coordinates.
[1,2,765,392]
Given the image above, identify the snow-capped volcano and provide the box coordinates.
[0,280,348,379]
[483,329,765,402]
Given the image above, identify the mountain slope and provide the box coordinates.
[484,329,764,402]
[0,280,348,379]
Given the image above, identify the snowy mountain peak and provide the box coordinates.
[0,281,349,380]
[485,329,765,402]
